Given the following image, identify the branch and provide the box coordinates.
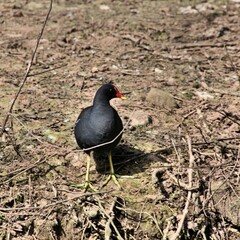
[170,135,194,240]
[96,197,124,240]
[0,190,114,212]
[0,0,53,137]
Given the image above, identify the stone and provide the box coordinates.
[146,88,176,109]
[130,110,150,127]
[91,66,98,73]
[99,5,110,11]
[195,91,214,100]
[84,205,100,219]
[154,68,163,74]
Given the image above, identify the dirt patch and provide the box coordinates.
[0,0,240,239]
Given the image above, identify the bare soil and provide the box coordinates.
[0,0,240,239]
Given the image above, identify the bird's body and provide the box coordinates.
[74,83,125,191]
[75,103,123,153]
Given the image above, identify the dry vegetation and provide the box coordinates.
[0,0,240,239]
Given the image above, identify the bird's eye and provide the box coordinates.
[109,89,112,92]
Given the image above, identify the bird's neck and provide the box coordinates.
[93,94,110,106]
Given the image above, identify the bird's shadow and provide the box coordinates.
[93,143,160,176]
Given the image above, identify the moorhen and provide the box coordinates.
[74,83,126,191]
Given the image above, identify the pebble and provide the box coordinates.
[146,88,176,109]
[195,91,214,100]
[130,110,150,127]
[91,66,98,73]
[84,205,100,219]
[154,68,163,74]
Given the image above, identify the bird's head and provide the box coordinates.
[96,83,126,102]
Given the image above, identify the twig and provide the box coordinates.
[0,154,55,184]
[163,216,175,240]
[116,205,164,236]
[28,63,67,77]
[104,198,117,240]
[224,44,238,74]
[9,113,64,149]
[0,0,53,137]
[81,221,89,240]
[201,81,240,97]
[116,136,240,170]
[0,190,113,212]
[221,159,240,199]
[170,135,194,240]
[178,109,196,127]
[212,109,240,127]
[166,170,199,191]
[152,212,164,236]
[34,206,55,237]
[136,201,146,231]
[96,197,124,240]
[175,42,237,50]
[201,153,239,212]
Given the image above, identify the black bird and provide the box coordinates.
[74,83,126,191]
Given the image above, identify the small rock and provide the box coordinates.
[167,77,177,86]
[111,65,118,70]
[84,205,99,219]
[224,74,239,82]
[130,110,150,127]
[195,91,214,100]
[77,71,88,77]
[37,199,48,208]
[91,66,98,73]
[146,88,176,109]
[179,3,216,14]
[99,5,110,11]
[179,6,198,14]
[196,3,216,12]
[154,68,163,74]
[204,27,218,39]
[68,152,84,168]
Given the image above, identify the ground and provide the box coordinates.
[0,0,240,239]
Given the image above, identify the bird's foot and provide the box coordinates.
[71,181,97,192]
[102,174,122,190]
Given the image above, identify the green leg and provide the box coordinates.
[71,152,97,192]
[102,152,122,190]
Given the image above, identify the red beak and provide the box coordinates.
[115,87,126,99]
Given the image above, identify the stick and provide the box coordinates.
[0,190,113,212]
[170,135,194,240]
[0,156,50,185]
[28,63,67,77]
[96,197,124,240]
[0,0,53,137]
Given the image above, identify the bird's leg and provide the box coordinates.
[102,152,122,190]
[71,152,97,192]
[82,152,97,192]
